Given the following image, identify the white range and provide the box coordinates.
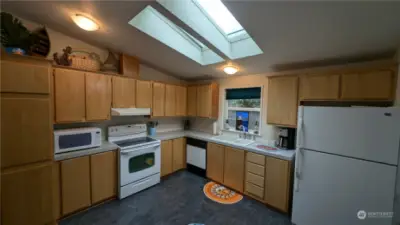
[108,124,161,199]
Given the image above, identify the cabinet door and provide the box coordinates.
[223,147,245,192]
[120,54,140,78]
[267,76,298,127]
[61,156,91,216]
[86,72,112,121]
[264,156,290,212]
[172,138,186,172]
[206,143,225,184]
[165,84,176,116]
[112,76,136,108]
[54,68,85,123]
[341,71,393,100]
[299,74,339,100]
[197,85,212,118]
[176,86,187,116]
[1,60,50,94]
[1,97,52,168]
[136,80,152,108]
[161,140,173,177]
[52,162,61,220]
[2,163,54,225]
[187,86,197,116]
[152,82,165,117]
[90,151,117,204]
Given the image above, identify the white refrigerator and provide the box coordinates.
[291,106,400,225]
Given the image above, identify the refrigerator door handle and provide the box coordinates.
[295,107,304,192]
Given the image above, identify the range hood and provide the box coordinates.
[111,108,151,116]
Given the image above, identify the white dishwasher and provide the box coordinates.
[186,137,207,177]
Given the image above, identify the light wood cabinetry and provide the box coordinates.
[245,152,265,200]
[152,82,165,117]
[85,72,112,121]
[54,68,85,123]
[196,83,219,118]
[264,156,291,212]
[136,80,152,108]
[267,76,298,127]
[223,147,245,192]
[165,84,176,116]
[52,162,61,220]
[176,85,187,116]
[299,74,339,100]
[112,76,136,108]
[341,70,394,100]
[172,138,186,172]
[187,86,197,116]
[120,54,140,78]
[1,163,54,225]
[207,142,225,184]
[1,60,50,94]
[90,151,117,204]
[161,140,173,177]
[1,96,52,168]
[61,156,91,216]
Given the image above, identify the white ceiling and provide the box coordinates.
[2,1,400,80]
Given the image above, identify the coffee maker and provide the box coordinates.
[277,127,296,149]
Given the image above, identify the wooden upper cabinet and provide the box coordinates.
[112,76,136,108]
[1,97,52,168]
[187,86,197,116]
[2,163,54,225]
[196,83,219,118]
[341,71,394,100]
[54,68,85,123]
[207,142,225,184]
[61,156,91,216]
[264,156,290,212]
[152,82,165,117]
[299,74,339,100]
[1,60,50,94]
[136,80,152,108]
[176,86,187,116]
[172,138,186,172]
[90,151,117,204]
[223,147,245,192]
[85,72,112,121]
[165,84,176,116]
[161,140,173,177]
[267,76,298,127]
[120,54,140,78]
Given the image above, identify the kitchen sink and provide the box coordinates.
[211,135,254,146]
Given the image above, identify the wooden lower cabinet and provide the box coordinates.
[223,147,245,192]
[61,156,91,216]
[161,140,173,176]
[90,151,117,204]
[264,156,291,212]
[172,138,186,172]
[1,163,54,225]
[52,162,61,220]
[206,142,225,184]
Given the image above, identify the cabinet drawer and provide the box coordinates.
[247,152,265,166]
[246,172,264,187]
[247,162,265,176]
[245,182,264,199]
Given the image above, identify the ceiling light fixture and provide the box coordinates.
[223,65,238,75]
[72,14,99,31]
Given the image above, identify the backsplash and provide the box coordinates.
[54,116,185,140]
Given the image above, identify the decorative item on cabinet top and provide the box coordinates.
[54,46,101,71]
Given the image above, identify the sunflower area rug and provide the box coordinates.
[203,181,243,204]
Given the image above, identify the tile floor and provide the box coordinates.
[60,171,292,225]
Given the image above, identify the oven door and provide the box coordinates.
[119,143,160,186]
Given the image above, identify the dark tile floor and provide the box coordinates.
[60,171,292,225]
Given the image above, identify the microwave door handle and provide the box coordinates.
[120,143,160,154]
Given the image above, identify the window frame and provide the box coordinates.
[222,86,263,136]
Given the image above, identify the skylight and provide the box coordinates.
[194,0,243,35]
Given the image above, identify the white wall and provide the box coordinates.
[140,64,187,85]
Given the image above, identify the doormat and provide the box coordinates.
[203,181,243,204]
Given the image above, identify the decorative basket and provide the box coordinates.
[69,54,100,71]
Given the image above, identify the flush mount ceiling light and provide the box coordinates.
[72,14,99,31]
[223,65,238,75]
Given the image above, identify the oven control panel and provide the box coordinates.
[108,124,147,137]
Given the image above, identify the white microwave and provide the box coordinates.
[54,127,102,154]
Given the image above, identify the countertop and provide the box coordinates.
[153,130,295,161]
[54,141,119,161]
